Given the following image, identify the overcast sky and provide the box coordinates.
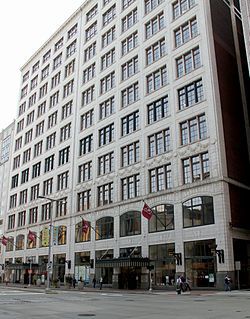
[0,0,84,132]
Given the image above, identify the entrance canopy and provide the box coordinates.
[96,257,150,268]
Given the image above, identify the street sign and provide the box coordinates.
[235,261,241,271]
[47,263,52,270]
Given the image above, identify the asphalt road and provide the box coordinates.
[0,287,249,319]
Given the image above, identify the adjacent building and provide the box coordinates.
[1,0,250,289]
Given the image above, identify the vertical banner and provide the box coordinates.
[53,226,58,245]
[42,227,49,247]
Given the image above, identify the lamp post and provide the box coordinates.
[28,257,32,287]
[38,195,57,292]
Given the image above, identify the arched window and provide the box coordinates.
[27,232,37,249]
[16,234,25,250]
[58,225,67,245]
[6,237,14,252]
[120,211,141,237]
[149,204,174,233]
[96,217,114,240]
[40,228,49,247]
[183,196,214,228]
[75,221,91,243]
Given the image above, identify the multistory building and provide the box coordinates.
[240,0,250,74]
[1,0,250,289]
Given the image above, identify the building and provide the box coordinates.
[1,0,249,289]
[240,0,250,75]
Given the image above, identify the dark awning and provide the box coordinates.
[96,257,150,268]
[5,263,39,270]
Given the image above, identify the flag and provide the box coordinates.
[28,230,36,242]
[82,219,89,233]
[1,236,8,246]
[141,202,153,220]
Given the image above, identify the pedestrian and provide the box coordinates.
[224,274,231,291]
[99,276,103,290]
[92,277,96,288]
[176,276,182,294]
[73,276,77,288]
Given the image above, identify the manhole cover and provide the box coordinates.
[78,314,96,317]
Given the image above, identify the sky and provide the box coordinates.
[0,0,84,132]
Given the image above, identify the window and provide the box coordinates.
[65,59,75,78]
[79,134,93,156]
[178,78,204,110]
[34,140,43,157]
[41,203,52,221]
[30,184,39,201]
[86,4,98,22]
[84,42,96,62]
[174,17,198,47]
[62,100,72,120]
[149,164,172,192]
[103,5,116,26]
[48,111,58,129]
[19,102,26,116]
[145,12,165,39]
[66,40,77,58]
[122,0,135,10]
[182,152,210,184]
[39,83,48,99]
[43,178,53,196]
[147,95,169,124]
[50,91,59,108]
[32,162,41,179]
[121,174,140,200]
[78,161,92,183]
[99,96,115,120]
[82,86,95,106]
[56,198,67,217]
[53,53,62,70]
[35,121,44,137]
[176,47,201,78]
[121,141,139,167]
[13,155,21,170]
[121,31,138,56]
[75,222,90,242]
[32,61,40,73]
[121,82,139,107]
[20,188,28,203]
[8,214,15,230]
[99,123,114,146]
[51,72,61,89]
[43,50,51,63]
[21,85,28,99]
[68,24,78,39]
[46,132,56,150]
[57,171,69,190]
[29,207,38,224]
[11,174,19,189]
[97,182,114,206]
[183,196,214,228]
[102,26,116,48]
[100,71,115,94]
[85,22,97,42]
[55,37,63,52]
[37,101,46,118]
[98,152,114,175]
[83,63,96,83]
[146,38,166,65]
[173,0,196,20]
[180,114,207,145]
[149,204,174,232]
[41,65,50,80]
[44,155,54,173]
[17,119,24,133]
[103,0,112,6]
[121,55,138,80]
[148,128,171,157]
[101,48,115,70]
[122,8,137,32]
[145,0,164,14]
[80,109,94,130]
[9,194,17,209]
[26,111,35,126]
[24,129,33,144]
[28,93,36,108]
[77,190,91,211]
[30,75,38,90]
[120,211,141,237]
[96,217,114,240]
[60,123,71,142]
[22,148,31,164]
[63,79,74,98]
[121,110,139,136]
[146,65,167,94]
[58,146,70,166]
[15,137,22,151]
[22,71,29,83]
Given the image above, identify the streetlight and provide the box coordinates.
[38,195,57,292]
[27,257,32,287]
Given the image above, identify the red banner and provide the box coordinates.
[1,236,8,246]
[141,203,153,220]
[82,219,89,233]
[28,230,36,242]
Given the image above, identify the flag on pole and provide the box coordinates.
[1,236,8,246]
[141,202,153,220]
[82,219,89,233]
[28,230,36,242]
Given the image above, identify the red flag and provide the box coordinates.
[1,236,8,246]
[82,219,89,234]
[141,202,153,220]
[28,230,36,242]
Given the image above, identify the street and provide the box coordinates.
[0,287,249,319]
